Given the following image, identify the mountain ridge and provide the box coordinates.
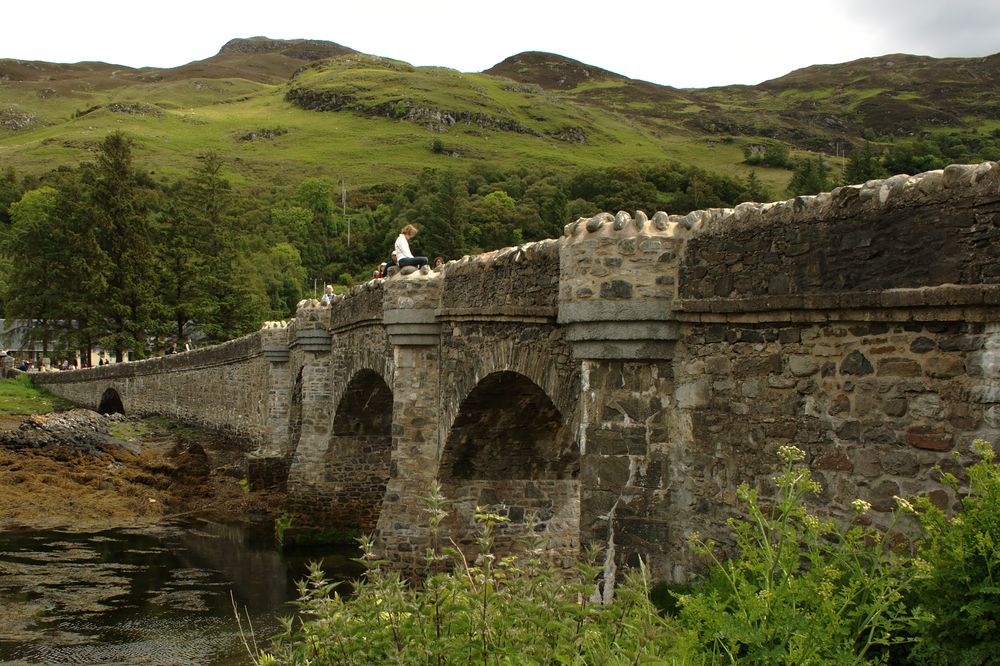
[1,38,997,194]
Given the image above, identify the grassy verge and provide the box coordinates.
[0,375,75,415]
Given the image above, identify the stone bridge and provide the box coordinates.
[38,162,1000,590]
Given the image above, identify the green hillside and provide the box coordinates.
[7,37,995,199]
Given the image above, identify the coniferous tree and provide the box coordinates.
[184,152,265,340]
[3,187,65,354]
[843,141,888,185]
[88,132,159,359]
[741,170,772,203]
[787,156,833,196]
[422,170,466,259]
[55,171,109,363]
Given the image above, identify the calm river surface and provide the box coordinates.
[0,521,362,665]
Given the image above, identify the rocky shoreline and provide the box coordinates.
[0,409,285,532]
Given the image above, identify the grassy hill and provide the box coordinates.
[1,37,998,199]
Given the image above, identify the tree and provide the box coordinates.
[745,142,793,168]
[296,177,336,275]
[787,156,833,196]
[3,187,65,354]
[0,167,21,227]
[843,141,887,185]
[740,170,772,203]
[248,242,307,317]
[88,132,160,359]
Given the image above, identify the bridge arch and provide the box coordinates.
[440,371,578,480]
[439,369,580,565]
[98,387,125,415]
[323,369,394,531]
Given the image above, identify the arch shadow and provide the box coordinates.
[439,371,580,565]
[98,388,125,415]
[322,369,394,531]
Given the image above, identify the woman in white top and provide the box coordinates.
[394,224,429,268]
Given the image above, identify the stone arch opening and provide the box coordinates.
[440,371,578,480]
[322,369,394,531]
[98,388,124,415]
[439,371,579,565]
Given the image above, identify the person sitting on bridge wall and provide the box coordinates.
[394,224,429,269]
[321,284,335,304]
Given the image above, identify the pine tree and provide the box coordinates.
[183,152,266,340]
[843,141,887,185]
[741,170,771,203]
[3,187,65,355]
[787,156,833,196]
[89,131,160,360]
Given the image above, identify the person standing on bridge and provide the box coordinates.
[394,224,429,269]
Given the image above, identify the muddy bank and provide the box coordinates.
[0,410,285,532]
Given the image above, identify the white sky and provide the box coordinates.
[3,0,999,88]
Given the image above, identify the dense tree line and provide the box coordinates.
[2,137,775,355]
[785,129,1000,196]
[1,133,304,360]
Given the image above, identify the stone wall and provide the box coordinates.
[37,333,271,444]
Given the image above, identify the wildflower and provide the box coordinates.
[803,514,820,529]
[893,495,915,513]
[852,499,872,515]
[778,445,806,463]
[972,438,995,462]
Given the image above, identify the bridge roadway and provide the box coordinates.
[38,162,1000,592]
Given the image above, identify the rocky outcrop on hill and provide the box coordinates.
[285,86,540,135]
[218,37,356,61]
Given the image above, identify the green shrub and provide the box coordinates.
[906,439,1000,665]
[675,445,913,664]
[259,482,693,665]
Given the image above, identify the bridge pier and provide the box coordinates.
[376,274,444,568]
[285,309,336,524]
[560,211,693,593]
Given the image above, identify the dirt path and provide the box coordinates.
[0,410,285,532]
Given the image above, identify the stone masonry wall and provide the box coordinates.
[440,240,560,311]
[678,320,996,546]
[678,162,1000,307]
[36,333,270,444]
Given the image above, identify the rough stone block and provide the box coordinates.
[586,427,647,456]
[905,426,954,451]
[877,357,922,377]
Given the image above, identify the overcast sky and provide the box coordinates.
[3,0,998,88]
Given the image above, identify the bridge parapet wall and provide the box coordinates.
[36,332,270,444]
[440,240,560,313]
[678,161,1000,315]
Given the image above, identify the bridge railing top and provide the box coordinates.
[561,161,997,244]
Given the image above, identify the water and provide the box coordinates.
[0,521,363,665]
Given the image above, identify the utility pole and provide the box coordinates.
[341,179,350,248]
